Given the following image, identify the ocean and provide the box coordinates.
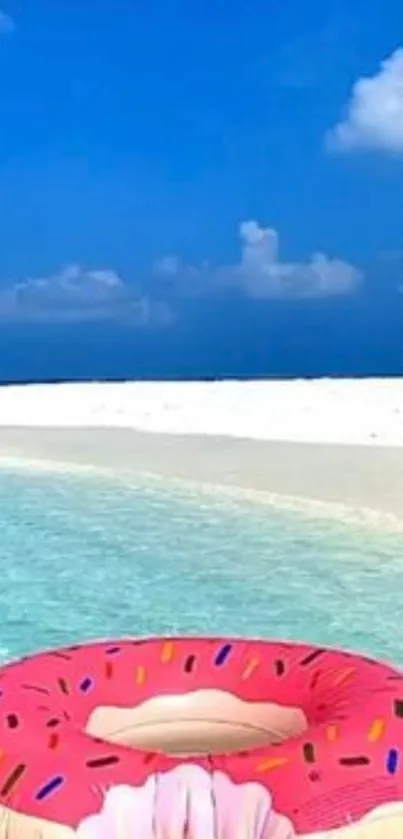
[1,464,403,666]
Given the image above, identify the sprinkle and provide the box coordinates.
[184,655,196,674]
[49,651,72,661]
[300,649,325,667]
[394,699,403,718]
[105,646,121,655]
[303,743,315,764]
[36,776,64,801]
[215,644,232,667]
[161,642,174,663]
[48,733,59,749]
[368,719,385,742]
[310,670,322,690]
[387,748,399,775]
[242,658,259,680]
[326,724,338,742]
[0,764,26,797]
[362,656,379,667]
[135,666,146,686]
[274,659,285,677]
[332,667,355,687]
[57,678,69,695]
[22,684,50,696]
[339,756,370,767]
[86,755,120,769]
[79,677,93,693]
[256,757,289,772]
[6,714,18,730]
[46,718,60,728]
[105,662,114,680]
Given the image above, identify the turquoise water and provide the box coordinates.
[1,466,403,666]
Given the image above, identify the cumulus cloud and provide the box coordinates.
[155,221,362,299]
[327,48,403,153]
[0,225,361,325]
[0,264,172,326]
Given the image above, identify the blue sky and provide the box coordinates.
[0,0,403,379]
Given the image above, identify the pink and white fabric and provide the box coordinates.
[76,765,295,839]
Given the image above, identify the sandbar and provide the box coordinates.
[0,426,402,528]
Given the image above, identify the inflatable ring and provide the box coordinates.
[1,637,403,839]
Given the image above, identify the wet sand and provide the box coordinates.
[0,427,402,526]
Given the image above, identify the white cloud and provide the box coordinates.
[155,220,362,299]
[0,264,173,326]
[327,48,403,153]
[0,11,15,33]
[2,226,360,325]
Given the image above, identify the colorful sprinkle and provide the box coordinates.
[48,733,59,749]
[394,699,403,718]
[36,776,64,801]
[57,678,69,695]
[135,666,146,686]
[215,644,232,667]
[310,670,321,690]
[161,642,175,663]
[339,756,370,767]
[326,724,338,742]
[49,651,72,661]
[0,763,26,797]
[22,684,50,696]
[300,649,325,667]
[105,662,114,680]
[367,719,385,742]
[6,714,18,730]
[256,757,289,772]
[242,658,259,680]
[184,655,196,674]
[105,646,121,655]
[274,659,285,676]
[79,677,93,693]
[303,743,316,764]
[86,755,120,769]
[46,718,60,728]
[332,667,355,687]
[387,748,399,775]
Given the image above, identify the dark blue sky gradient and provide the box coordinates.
[0,0,402,380]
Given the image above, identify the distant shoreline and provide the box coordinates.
[0,427,402,531]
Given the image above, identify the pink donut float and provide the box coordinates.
[0,636,403,837]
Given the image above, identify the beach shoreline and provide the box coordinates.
[0,426,402,530]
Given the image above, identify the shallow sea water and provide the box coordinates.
[1,465,403,667]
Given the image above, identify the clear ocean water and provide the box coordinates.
[2,465,403,667]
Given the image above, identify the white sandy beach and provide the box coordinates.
[0,378,402,444]
[0,378,402,526]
